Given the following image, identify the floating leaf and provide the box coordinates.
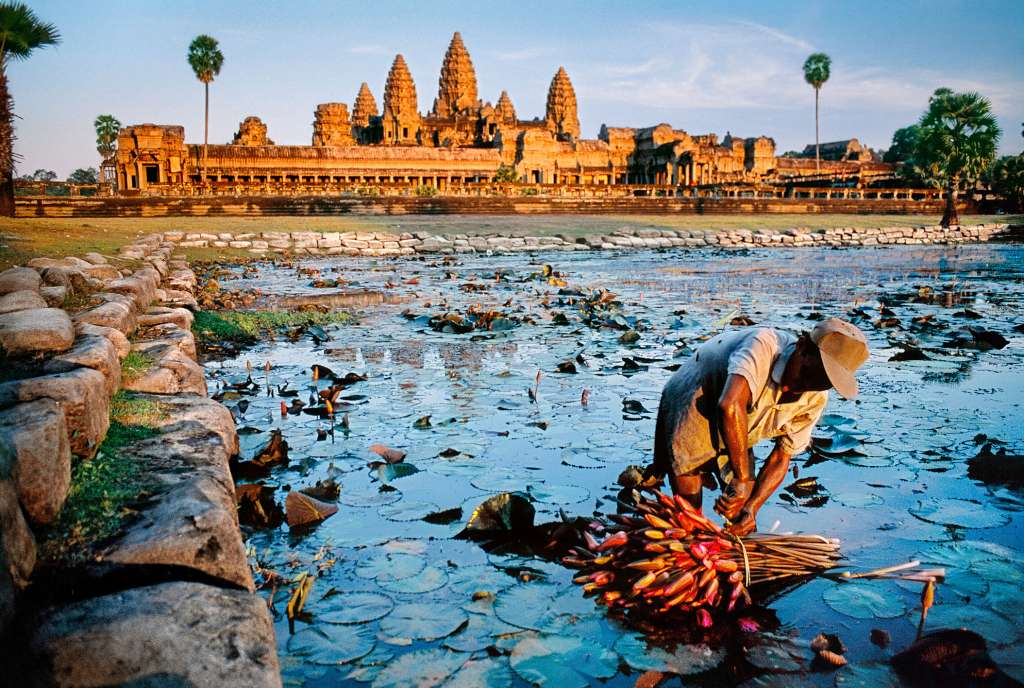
[285,491,339,528]
[373,462,420,482]
[745,633,807,672]
[380,500,440,522]
[378,565,449,594]
[286,572,314,620]
[823,584,907,619]
[318,592,394,625]
[526,483,590,504]
[509,632,617,688]
[443,657,515,687]
[369,444,407,464]
[370,648,465,688]
[339,485,403,508]
[287,624,376,665]
[413,415,432,429]
[923,605,1019,644]
[909,498,1011,529]
[613,633,725,675]
[460,492,535,535]
[356,551,425,582]
[379,602,468,641]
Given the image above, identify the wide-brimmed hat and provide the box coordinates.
[810,318,869,399]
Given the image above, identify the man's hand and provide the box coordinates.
[714,478,754,520]
[726,509,757,536]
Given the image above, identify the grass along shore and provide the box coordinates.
[1,213,1019,269]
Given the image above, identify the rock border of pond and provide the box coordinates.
[0,237,280,686]
[165,222,1018,256]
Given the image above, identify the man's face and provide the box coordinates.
[788,341,833,393]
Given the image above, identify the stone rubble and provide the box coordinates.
[170,222,1014,256]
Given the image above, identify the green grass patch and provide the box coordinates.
[40,393,166,565]
[120,350,154,383]
[192,309,353,345]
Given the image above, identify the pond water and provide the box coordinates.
[204,243,1024,687]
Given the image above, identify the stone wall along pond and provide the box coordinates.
[0,237,280,686]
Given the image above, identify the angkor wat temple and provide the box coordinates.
[114,32,892,195]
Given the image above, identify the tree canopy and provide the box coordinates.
[911,88,1000,189]
[94,114,121,160]
[67,167,98,184]
[986,154,1024,207]
[0,2,60,62]
[187,34,223,84]
[30,168,56,181]
[802,53,831,89]
[883,125,920,163]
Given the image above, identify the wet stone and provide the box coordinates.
[25,581,280,688]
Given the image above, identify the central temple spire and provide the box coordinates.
[432,31,479,118]
[382,54,420,144]
[545,66,580,141]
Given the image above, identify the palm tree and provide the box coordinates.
[187,34,224,185]
[94,114,121,161]
[912,88,1000,227]
[802,52,831,173]
[0,2,59,216]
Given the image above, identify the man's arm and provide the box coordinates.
[726,443,792,535]
[713,374,755,519]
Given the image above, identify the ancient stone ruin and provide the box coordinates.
[312,103,354,147]
[232,116,273,146]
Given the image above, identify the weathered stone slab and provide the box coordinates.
[1,475,36,636]
[0,290,47,314]
[138,306,194,331]
[39,285,66,307]
[0,368,109,460]
[26,581,280,687]
[0,267,40,295]
[161,288,198,310]
[134,323,198,361]
[75,322,130,360]
[0,399,71,526]
[100,393,247,588]
[43,333,122,396]
[72,299,136,336]
[0,307,75,356]
[123,342,206,396]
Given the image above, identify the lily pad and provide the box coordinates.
[378,565,449,594]
[370,648,465,688]
[319,592,395,624]
[833,663,903,687]
[823,584,907,619]
[443,657,515,687]
[560,448,606,469]
[909,498,1011,529]
[379,602,468,641]
[287,624,376,665]
[614,633,726,675]
[526,483,590,504]
[509,632,617,688]
[339,486,404,508]
[380,500,440,522]
[355,552,425,582]
[374,463,420,482]
[924,605,1020,644]
[745,633,808,672]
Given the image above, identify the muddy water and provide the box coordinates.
[206,244,1024,687]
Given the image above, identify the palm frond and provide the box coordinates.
[0,2,60,60]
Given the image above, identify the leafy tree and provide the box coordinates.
[883,125,920,163]
[32,168,56,181]
[910,88,1001,227]
[494,163,519,183]
[68,167,98,184]
[94,114,121,162]
[802,52,831,173]
[187,34,224,182]
[985,154,1024,209]
[0,2,59,215]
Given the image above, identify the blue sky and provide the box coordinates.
[14,0,1024,177]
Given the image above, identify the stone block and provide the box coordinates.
[123,342,206,396]
[0,267,40,295]
[317,237,341,248]
[1,476,36,635]
[75,322,130,360]
[0,290,47,315]
[26,581,279,687]
[228,241,252,249]
[177,240,208,248]
[268,239,292,249]
[138,306,194,332]
[399,238,419,248]
[0,368,109,460]
[134,322,198,361]
[212,241,230,248]
[251,240,269,250]
[0,307,74,356]
[73,300,136,336]
[43,333,122,396]
[0,399,71,526]
[291,232,320,242]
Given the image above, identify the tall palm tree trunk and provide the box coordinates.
[203,81,209,191]
[0,64,15,217]
[941,184,959,228]
[814,87,820,174]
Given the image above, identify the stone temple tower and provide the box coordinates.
[352,83,379,128]
[432,32,479,117]
[382,54,420,144]
[545,66,580,142]
[495,90,516,124]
